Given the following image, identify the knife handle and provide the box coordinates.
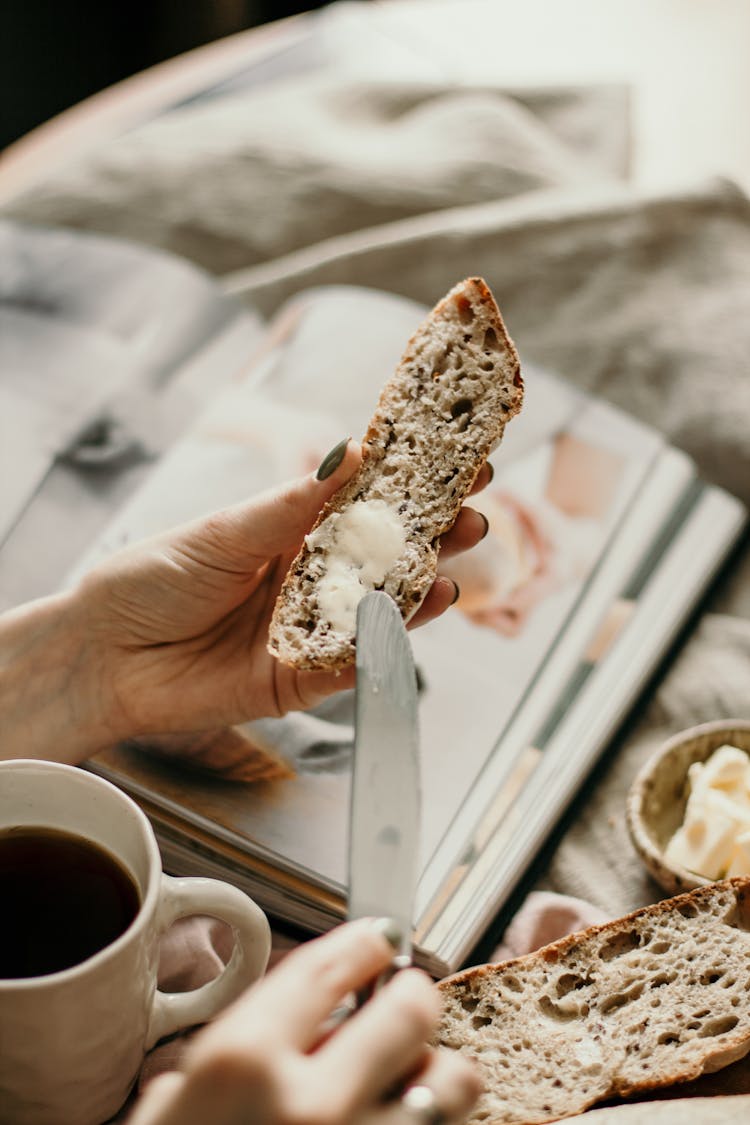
[325,953,412,1032]
[355,952,411,1009]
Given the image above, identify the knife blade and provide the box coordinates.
[348,590,421,969]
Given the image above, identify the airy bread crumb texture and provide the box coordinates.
[437,879,750,1125]
[268,277,523,670]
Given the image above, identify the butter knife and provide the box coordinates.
[348,590,421,976]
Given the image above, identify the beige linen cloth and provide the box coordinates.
[5,2,750,1118]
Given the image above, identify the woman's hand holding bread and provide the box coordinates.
[0,441,492,765]
[0,278,515,766]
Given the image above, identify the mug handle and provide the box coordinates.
[145,873,271,1049]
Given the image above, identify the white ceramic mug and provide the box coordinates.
[0,759,271,1125]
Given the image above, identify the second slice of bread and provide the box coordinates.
[268,277,523,671]
[437,879,750,1125]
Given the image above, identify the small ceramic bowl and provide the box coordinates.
[626,719,750,896]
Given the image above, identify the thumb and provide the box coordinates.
[183,439,361,569]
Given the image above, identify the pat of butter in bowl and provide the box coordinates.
[305,499,406,633]
[665,744,750,880]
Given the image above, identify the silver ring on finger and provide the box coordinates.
[401,1084,446,1125]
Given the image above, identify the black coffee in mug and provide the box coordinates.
[0,827,141,978]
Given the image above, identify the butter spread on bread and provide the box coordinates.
[304,499,407,634]
[268,277,523,671]
[437,879,750,1125]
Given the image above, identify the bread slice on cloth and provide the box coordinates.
[570,1095,750,1125]
[436,879,750,1125]
[268,277,523,671]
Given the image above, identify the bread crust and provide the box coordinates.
[268,278,523,670]
[437,879,750,1125]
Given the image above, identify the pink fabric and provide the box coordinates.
[114,892,603,1118]
[111,922,298,1120]
[490,891,608,963]
[137,921,298,1089]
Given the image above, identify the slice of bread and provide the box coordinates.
[436,879,750,1125]
[267,278,523,671]
[571,1095,750,1124]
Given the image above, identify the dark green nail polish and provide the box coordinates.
[316,438,350,481]
[479,512,490,540]
[486,461,495,483]
[370,916,403,950]
[451,582,461,606]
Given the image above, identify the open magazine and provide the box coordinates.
[73,284,746,976]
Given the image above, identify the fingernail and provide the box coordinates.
[316,438,350,481]
[370,917,403,950]
[451,581,461,606]
[479,512,490,540]
[486,461,495,483]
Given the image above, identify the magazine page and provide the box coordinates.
[417,447,700,916]
[0,222,263,609]
[78,284,665,895]
[425,478,746,970]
